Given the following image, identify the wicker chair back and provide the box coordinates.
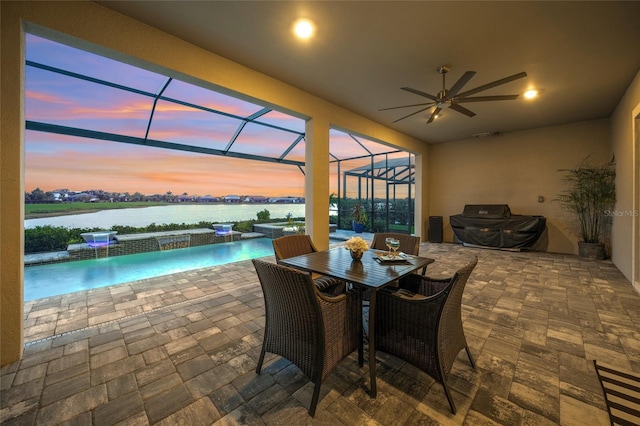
[374,256,478,414]
[272,235,345,296]
[272,234,318,261]
[370,232,425,279]
[252,259,362,417]
[370,232,420,255]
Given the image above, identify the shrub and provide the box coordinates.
[25,226,69,253]
[256,209,270,221]
[25,217,296,254]
[234,220,254,232]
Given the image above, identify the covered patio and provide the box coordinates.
[2,242,638,424]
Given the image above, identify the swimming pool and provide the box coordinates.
[24,238,275,301]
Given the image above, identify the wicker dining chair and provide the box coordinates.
[360,233,424,304]
[272,234,346,296]
[370,232,421,255]
[374,256,478,414]
[252,259,362,417]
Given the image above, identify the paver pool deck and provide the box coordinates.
[2,241,639,425]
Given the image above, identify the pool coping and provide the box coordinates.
[24,229,265,267]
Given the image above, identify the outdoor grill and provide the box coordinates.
[450,204,546,250]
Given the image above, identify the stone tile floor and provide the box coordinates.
[2,243,639,425]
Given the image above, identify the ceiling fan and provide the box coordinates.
[380,65,527,124]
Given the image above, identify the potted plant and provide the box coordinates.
[351,202,368,233]
[556,157,616,259]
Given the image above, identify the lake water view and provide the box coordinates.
[25,204,307,229]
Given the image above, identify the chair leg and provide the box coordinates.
[256,346,266,374]
[441,379,457,415]
[308,380,322,417]
[465,345,475,369]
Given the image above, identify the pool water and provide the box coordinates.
[24,238,275,301]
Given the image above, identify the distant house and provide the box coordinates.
[67,192,92,202]
[244,195,268,203]
[177,194,191,202]
[52,192,67,202]
[223,195,241,203]
[268,197,302,204]
[198,195,219,203]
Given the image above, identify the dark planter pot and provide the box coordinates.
[352,221,365,233]
[578,241,605,260]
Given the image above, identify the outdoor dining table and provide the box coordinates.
[279,246,434,397]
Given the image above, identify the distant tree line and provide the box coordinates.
[25,187,164,203]
[24,188,303,204]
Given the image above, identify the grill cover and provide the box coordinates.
[450,204,546,249]
[461,204,511,219]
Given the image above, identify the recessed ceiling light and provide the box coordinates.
[524,89,538,99]
[293,19,315,39]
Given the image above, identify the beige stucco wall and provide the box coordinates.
[611,69,640,289]
[0,1,427,365]
[427,119,612,255]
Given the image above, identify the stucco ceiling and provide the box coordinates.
[97,1,640,144]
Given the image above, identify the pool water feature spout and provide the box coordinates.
[80,231,117,259]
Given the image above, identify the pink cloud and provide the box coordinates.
[24,33,400,199]
[25,137,305,196]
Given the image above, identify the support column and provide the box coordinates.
[414,152,428,242]
[634,113,640,290]
[1,5,25,366]
[305,117,331,250]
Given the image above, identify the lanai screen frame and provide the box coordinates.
[26,33,414,230]
[332,150,415,234]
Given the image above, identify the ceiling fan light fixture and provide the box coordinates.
[436,99,452,109]
[381,66,527,125]
[524,89,538,99]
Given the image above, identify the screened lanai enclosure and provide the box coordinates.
[331,154,415,234]
[25,33,415,233]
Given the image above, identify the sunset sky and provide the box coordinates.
[25,34,403,197]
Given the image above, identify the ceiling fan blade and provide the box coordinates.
[455,72,527,98]
[426,107,442,124]
[455,95,519,103]
[447,71,476,98]
[449,103,476,117]
[401,87,440,102]
[379,102,434,111]
[392,106,433,123]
